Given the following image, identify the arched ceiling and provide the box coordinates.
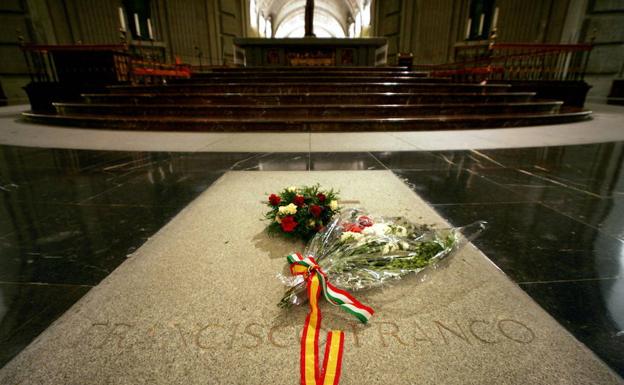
[254,0,370,38]
[275,6,347,38]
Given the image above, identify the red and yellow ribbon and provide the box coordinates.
[288,253,374,385]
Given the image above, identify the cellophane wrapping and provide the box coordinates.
[278,208,486,308]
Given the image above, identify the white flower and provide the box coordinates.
[382,242,400,255]
[340,231,363,242]
[287,186,298,193]
[363,223,390,237]
[400,241,410,250]
[390,225,408,237]
[329,200,338,210]
[278,203,297,215]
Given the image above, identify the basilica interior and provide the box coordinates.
[0,0,623,384]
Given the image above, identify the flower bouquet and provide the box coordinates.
[278,208,486,308]
[265,184,340,241]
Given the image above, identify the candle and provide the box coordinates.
[492,7,499,29]
[465,18,472,39]
[134,13,141,37]
[147,18,153,39]
[118,7,126,31]
[478,13,485,35]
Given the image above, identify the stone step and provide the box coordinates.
[202,66,422,73]
[172,76,449,84]
[107,83,512,94]
[192,70,428,78]
[23,108,591,131]
[83,92,537,105]
[54,101,563,117]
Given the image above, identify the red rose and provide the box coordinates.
[358,216,373,227]
[269,194,281,206]
[309,205,322,218]
[293,195,305,207]
[280,216,298,233]
[316,193,326,203]
[343,223,362,233]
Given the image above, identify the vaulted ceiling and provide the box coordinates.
[253,0,370,38]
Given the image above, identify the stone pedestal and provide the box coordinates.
[0,171,621,385]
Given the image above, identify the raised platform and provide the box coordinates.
[80,91,537,105]
[491,80,592,108]
[0,171,620,384]
[2,102,622,152]
[23,109,590,131]
[21,67,592,131]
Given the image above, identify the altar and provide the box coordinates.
[233,37,388,67]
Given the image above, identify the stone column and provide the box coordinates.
[304,0,315,37]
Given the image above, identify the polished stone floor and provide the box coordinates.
[0,144,623,376]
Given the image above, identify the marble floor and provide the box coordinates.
[0,143,622,376]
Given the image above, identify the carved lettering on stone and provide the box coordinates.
[84,317,536,352]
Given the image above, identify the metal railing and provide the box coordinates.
[19,43,130,84]
[19,42,190,85]
[414,42,593,82]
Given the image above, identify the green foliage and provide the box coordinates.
[278,217,459,308]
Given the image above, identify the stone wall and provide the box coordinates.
[0,0,35,104]
[373,0,582,64]
[2,0,621,104]
[580,0,624,100]
[0,0,247,104]
[372,0,623,99]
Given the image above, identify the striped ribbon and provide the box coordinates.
[287,253,374,385]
